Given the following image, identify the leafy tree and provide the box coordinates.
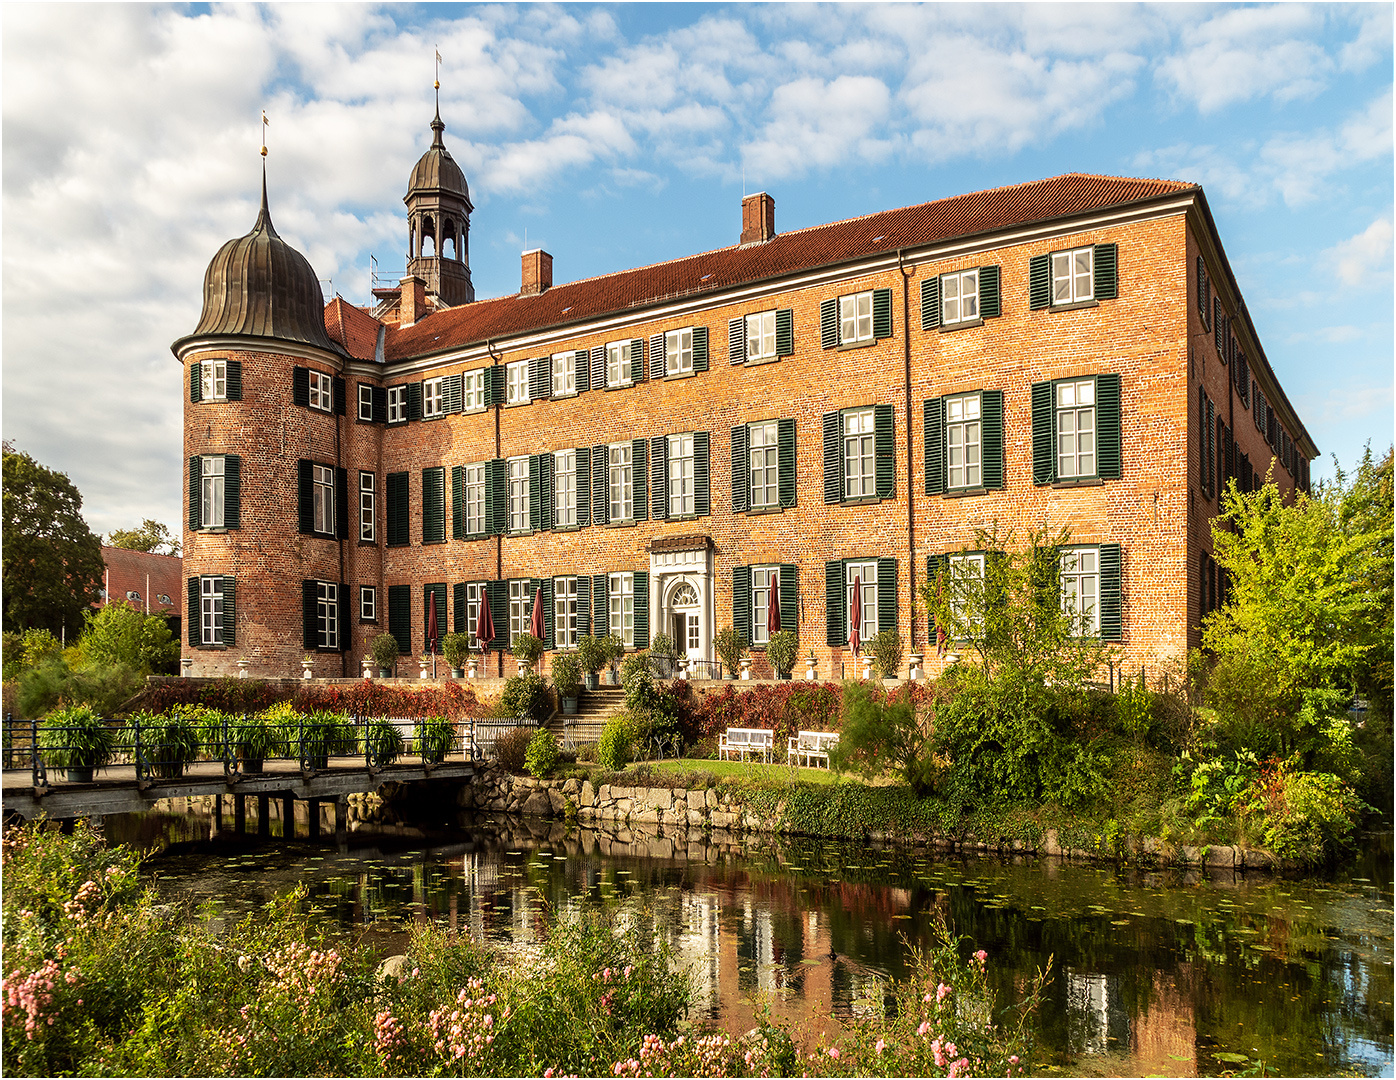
[2,444,104,636]
[105,519,181,556]
[79,601,180,675]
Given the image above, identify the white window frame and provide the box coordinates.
[308,370,334,413]
[941,269,979,326]
[843,408,875,499]
[609,572,634,648]
[509,579,530,645]
[609,442,633,522]
[201,360,228,401]
[839,291,874,345]
[554,449,576,528]
[746,311,777,363]
[465,463,485,536]
[200,575,223,646]
[749,420,778,509]
[359,471,375,542]
[751,565,780,646]
[506,359,529,405]
[360,585,376,622]
[665,327,693,376]
[606,341,633,387]
[200,455,224,528]
[317,581,339,650]
[313,464,334,535]
[1060,548,1100,636]
[946,393,982,490]
[554,576,578,648]
[1051,246,1094,306]
[422,376,444,418]
[845,560,878,645]
[552,352,576,397]
[465,582,485,650]
[357,384,374,421]
[947,553,985,628]
[1056,379,1097,480]
[387,385,407,424]
[462,370,485,413]
[668,433,695,517]
[508,456,530,534]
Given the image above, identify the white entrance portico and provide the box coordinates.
[649,535,713,670]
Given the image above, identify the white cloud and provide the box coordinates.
[1325,216,1394,287]
[744,75,896,179]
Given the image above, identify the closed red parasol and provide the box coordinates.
[427,589,439,653]
[768,572,782,638]
[530,585,544,641]
[848,574,861,656]
[475,587,495,650]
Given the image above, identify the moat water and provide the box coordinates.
[106,809,1394,1077]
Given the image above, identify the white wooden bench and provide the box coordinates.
[718,727,774,762]
[788,730,840,769]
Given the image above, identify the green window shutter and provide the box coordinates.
[576,576,591,638]
[1196,257,1208,325]
[874,403,895,499]
[226,361,243,401]
[920,276,941,330]
[634,571,649,649]
[453,583,466,634]
[576,446,591,528]
[590,346,605,392]
[297,459,314,533]
[1096,373,1122,479]
[293,366,310,407]
[651,436,668,521]
[444,373,463,413]
[488,582,508,650]
[189,456,201,530]
[1031,382,1055,484]
[872,287,893,339]
[224,455,241,529]
[1099,544,1123,641]
[482,368,494,406]
[529,455,542,531]
[333,377,346,416]
[732,566,752,645]
[981,390,1004,490]
[632,438,647,521]
[1198,388,1207,493]
[779,564,798,638]
[541,578,555,651]
[591,444,608,526]
[694,431,710,517]
[407,382,422,422]
[187,578,199,646]
[487,459,507,536]
[221,578,236,647]
[592,574,607,637]
[422,467,445,544]
[424,584,447,652]
[876,558,898,636]
[372,386,387,422]
[729,317,746,365]
[451,466,464,539]
[388,585,411,651]
[574,350,590,393]
[1206,397,1216,497]
[775,309,794,356]
[191,362,202,403]
[1214,300,1224,355]
[824,561,845,647]
[335,467,349,540]
[1093,243,1118,300]
[634,337,648,383]
[1028,254,1051,310]
[540,452,554,531]
[820,298,838,348]
[303,580,318,650]
[731,424,749,513]
[822,412,842,504]
[777,418,797,508]
[386,472,409,546]
[924,398,944,496]
[979,265,1001,318]
[692,326,708,372]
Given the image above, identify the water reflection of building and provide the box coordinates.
[1066,969,1131,1055]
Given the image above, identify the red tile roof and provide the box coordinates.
[100,546,182,612]
[381,173,1195,361]
[324,296,382,360]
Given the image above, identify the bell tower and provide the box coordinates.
[404,104,474,306]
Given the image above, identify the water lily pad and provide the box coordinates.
[1214,1052,1249,1063]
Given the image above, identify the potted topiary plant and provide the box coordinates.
[714,626,748,681]
[512,632,544,674]
[413,715,454,764]
[363,718,404,767]
[122,710,201,779]
[767,630,799,681]
[442,632,470,678]
[869,628,904,682]
[39,704,116,782]
[602,633,626,685]
[551,651,583,714]
[576,634,605,691]
[371,632,399,678]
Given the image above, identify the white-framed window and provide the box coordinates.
[843,408,875,499]
[606,340,633,387]
[746,311,777,363]
[554,576,578,648]
[506,359,529,405]
[552,352,576,397]
[609,572,634,647]
[609,443,633,522]
[941,269,979,326]
[668,433,694,517]
[201,360,228,401]
[357,384,374,421]
[839,291,874,345]
[316,582,339,650]
[360,585,376,622]
[509,579,530,645]
[313,464,334,535]
[200,576,223,646]
[845,560,878,645]
[508,457,530,533]
[308,370,334,412]
[465,464,485,536]
[1056,379,1096,479]
[554,449,576,528]
[200,456,224,528]
[359,472,375,542]
[752,565,779,646]
[666,328,693,375]
[946,394,982,490]
[1060,548,1100,635]
[422,376,444,418]
[1051,247,1094,305]
[387,385,407,423]
[462,370,485,412]
[749,421,778,509]
[947,553,985,627]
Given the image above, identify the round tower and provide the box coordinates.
[405,106,474,306]
[173,171,352,678]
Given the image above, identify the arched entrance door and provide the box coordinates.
[668,580,701,659]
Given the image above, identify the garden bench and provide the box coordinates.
[718,727,774,763]
[787,730,840,769]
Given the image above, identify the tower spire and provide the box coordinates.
[256,110,277,236]
[432,49,444,147]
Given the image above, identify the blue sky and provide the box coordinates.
[2,3,1391,536]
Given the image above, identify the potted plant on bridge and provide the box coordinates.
[121,710,201,779]
[39,704,116,783]
[442,632,470,678]
[298,710,358,770]
[767,630,799,681]
[363,718,404,767]
[371,632,399,679]
[414,715,454,764]
[576,634,605,692]
[551,651,582,715]
[231,713,286,773]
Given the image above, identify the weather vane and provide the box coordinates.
[434,47,442,107]
[260,110,269,157]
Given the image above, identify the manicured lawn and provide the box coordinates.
[651,757,846,785]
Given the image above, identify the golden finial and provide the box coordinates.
[434,48,441,92]
[260,110,269,157]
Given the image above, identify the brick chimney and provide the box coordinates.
[398,275,427,327]
[521,249,553,296]
[741,192,775,245]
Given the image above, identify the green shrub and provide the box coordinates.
[17,657,143,718]
[441,632,470,670]
[364,718,404,765]
[713,626,748,677]
[494,726,533,772]
[119,710,200,777]
[79,602,179,675]
[550,651,582,698]
[597,714,634,771]
[766,630,799,677]
[38,703,116,771]
[413,715,453,762]
[371,632,399,671]
[525,728,560,777]
[621,652,654,711]
[511,632,544,667]
[868,628,903,679]
[499,670,551,723]
[575,634,606,675]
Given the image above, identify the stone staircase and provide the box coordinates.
[548,685,626,747]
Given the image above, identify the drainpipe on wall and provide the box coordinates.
[898,249,917,650]
[336,371,348,678]
[487,339,504,678]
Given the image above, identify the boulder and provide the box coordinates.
[548,789,568,815]
[705,789,719,809]
[562,778,581,796]
[378,955,411,983]
[522,789,554,818]
[580,780,595,806]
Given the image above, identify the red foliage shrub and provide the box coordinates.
[692,682,845,744]
[293,680,483,721]
[144,678,279,716]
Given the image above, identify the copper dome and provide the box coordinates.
[189,174,340,353]
[406,109,470,206]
